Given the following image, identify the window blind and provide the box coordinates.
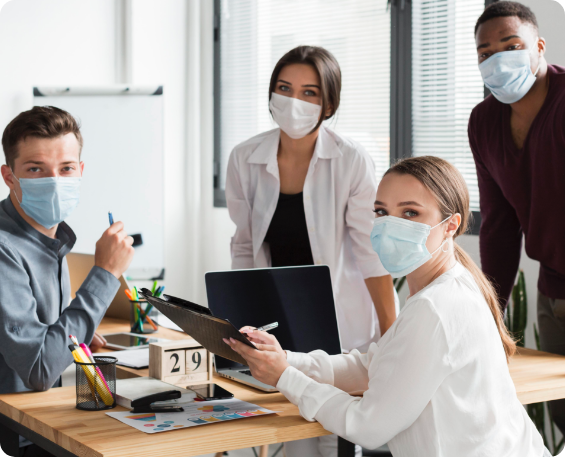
[412,0,485,211]
[216,0,391,198]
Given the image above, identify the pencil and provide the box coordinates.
[68,345,99,407]
[79,342,113,396]
[69,336,114,402]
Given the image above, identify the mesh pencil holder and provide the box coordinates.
[75,356,117,411]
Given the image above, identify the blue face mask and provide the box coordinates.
[479,49,540,104]
[11,171,82,229]
[370,215,450,278]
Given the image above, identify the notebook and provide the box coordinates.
[115,377,197,409]
[111,348,150,369]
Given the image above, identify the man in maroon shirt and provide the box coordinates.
[469,1,565,431]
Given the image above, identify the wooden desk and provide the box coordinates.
[3,318,565,457]
[510,347,565,405]
[0,318,334,457]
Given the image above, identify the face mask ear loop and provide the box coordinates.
[441,239,449,253]
[9,169,22,205]
[431,214,452,230]
[430,214,453,256]
[430,238,449,257]
[531,38,541,77]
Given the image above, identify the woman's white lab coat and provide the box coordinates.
[225,126,390,351]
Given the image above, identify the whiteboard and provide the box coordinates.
[34,86,164,279]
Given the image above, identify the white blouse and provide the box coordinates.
[277,263,544,457]
[226,126,390,351]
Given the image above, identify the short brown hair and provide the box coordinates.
[2,106,83,168]
[269,46,341,134]
[475,1,538,35]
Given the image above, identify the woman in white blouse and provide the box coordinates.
[226,156,550,457]
[226,45,396,456]
[226,46,396,354]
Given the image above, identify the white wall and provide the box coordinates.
[127,0,192,300]
[522,0,565,65]
[0,0,116,162]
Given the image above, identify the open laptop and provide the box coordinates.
[205,265,341,392]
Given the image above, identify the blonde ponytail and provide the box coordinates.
[386,156,516,362]
[454,244,516,360]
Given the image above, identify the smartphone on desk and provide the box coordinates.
[187,383,234,401]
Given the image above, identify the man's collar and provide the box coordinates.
[3,196,76,257]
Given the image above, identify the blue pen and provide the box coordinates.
[108,212,114,226]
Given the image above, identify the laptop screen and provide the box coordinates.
[205,266,342,370]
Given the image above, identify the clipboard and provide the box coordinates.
[138,289,255,365]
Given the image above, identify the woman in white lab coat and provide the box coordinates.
[225,45,397,457]
[226,156,550,457]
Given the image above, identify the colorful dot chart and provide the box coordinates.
[197,404,230,412]
[106,399,277,434]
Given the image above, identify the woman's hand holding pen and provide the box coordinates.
[224,328,289,387]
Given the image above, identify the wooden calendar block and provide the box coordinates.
[186,348,207,374]
[149,339,213,385]
[165,349,186,378]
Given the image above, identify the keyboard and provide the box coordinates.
[240,370,252,376]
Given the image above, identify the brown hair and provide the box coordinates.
[269,45,341,134]
[2,106,83,169]
[385,156,516,361]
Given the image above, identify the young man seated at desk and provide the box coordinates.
[0,106,135,457]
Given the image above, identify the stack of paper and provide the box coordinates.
[110,348,149,369]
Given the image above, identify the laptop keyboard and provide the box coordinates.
[240,370,252,376]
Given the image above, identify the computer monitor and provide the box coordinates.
[205,265,342,370]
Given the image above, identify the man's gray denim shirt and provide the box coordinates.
[0,196,119,395]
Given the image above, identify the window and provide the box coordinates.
[411,0,485,211]
[214,0,391,206]
[214,0,487,223]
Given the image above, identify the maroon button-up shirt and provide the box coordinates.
[468,64,565,310]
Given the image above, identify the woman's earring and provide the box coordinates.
[441,239,449,253]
